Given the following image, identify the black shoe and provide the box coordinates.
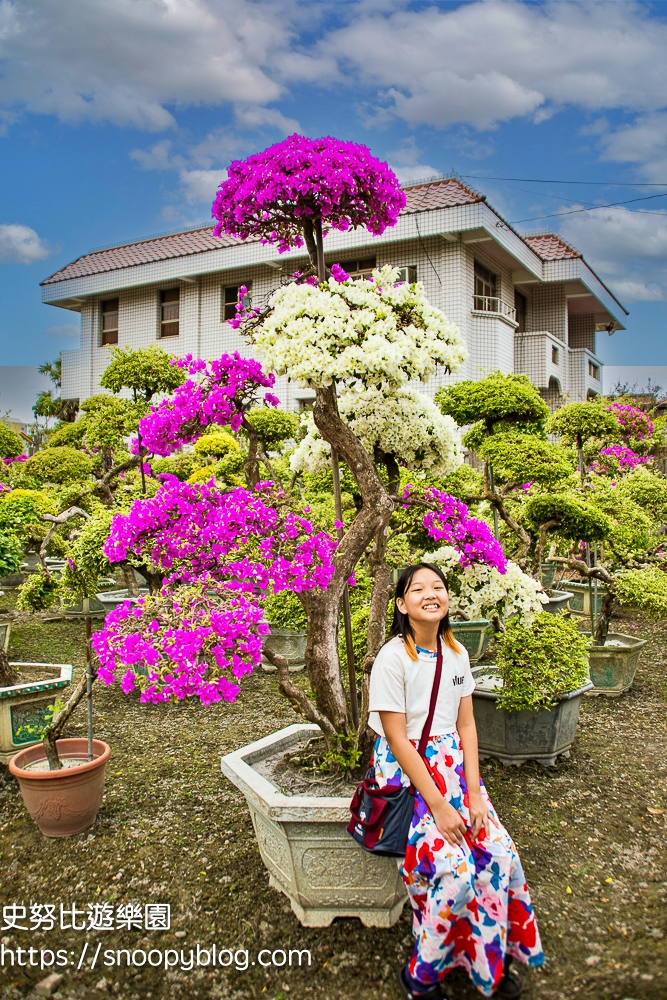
[493,956,524,998]
[397,966,446,1000]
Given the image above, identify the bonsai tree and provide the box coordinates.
[0,422,26,460]
[494,616,590,713]
[546,400,619,485]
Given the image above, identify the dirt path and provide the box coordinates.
[0,606,665,1000]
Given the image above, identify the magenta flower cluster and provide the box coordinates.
[413,486,508,573]
[592,444,650,475]
[91,586,269,707]
[211,134,405,254]
[606,403,654,443]
[135,352,276,457]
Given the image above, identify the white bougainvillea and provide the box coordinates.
[253,266,467,389]
[426,546,548,625]
[290,387,462,477]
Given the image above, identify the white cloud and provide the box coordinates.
[234,105,299,134]
[319,1,667,130]
[129,140,174,171]
[45,323,81,339]
[0,223,50,264]
[179,168,226,205]
[560,206,667,303]
[390,163,440,184]
[0,0,290,131]
[599,113,667,181]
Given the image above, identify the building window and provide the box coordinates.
[551,345,559,365]
[588,360,600,380]
[329,257,376,279]
[100,298,119,346]
[160,288,180,337]
[514,290,527,333]
[222,281,252,322]
[474,260,497,311]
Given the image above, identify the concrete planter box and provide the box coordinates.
[221,724,407,928]
[540,562,560,589]
[0,663,73,765]
[565,581,606,619]
[262,629,307,673]
[541,589,573,615]
[586,632,647,697]
[451,619,491,663]
[472,666,593,766]
[96,589,149,612]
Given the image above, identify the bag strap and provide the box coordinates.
[416,638,443,760]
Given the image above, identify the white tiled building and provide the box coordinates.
[41,177,627,411]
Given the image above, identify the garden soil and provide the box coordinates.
[0,605,665,1000]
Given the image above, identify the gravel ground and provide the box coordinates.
[0,604,665,1000]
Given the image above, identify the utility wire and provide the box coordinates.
[462,174,667,187]
[506,190,667,224]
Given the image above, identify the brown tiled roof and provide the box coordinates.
[523,233,581,261]
[42,178,582,287]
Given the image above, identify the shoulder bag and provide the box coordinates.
[347,638,443,857]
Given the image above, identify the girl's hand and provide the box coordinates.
[431,799,467,847]
[468,791,499,839]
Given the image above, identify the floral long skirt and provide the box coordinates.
[372,733,544,996]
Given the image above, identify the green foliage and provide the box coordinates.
[523,493,611,541]
[79,395,144,453]
[589,482,653,563]
[59,507,114,604]
[436,372,549,431]
[151,453,202,482]
[613,467,667,525]
[193,431,239,458]
[187,466,219,484]
[46,422,85,448]
[319,735,362,773]
[24,446,93,485]
[214,450,246,486]
[0,533,22,577]
[16,567,61,611]
[615,567,667,616]
[480,433,575,488]
[263,589,308,631]
[495,616,590,712]
[0,489,57,545]
[244,407,300,447]
[99,344,186,400]
[0,423,25,459]
[547,401,619,447]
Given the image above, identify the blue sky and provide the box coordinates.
[1,0,667,372]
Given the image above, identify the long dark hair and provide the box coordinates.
[388,563,460,660]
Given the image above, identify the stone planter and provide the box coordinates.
[585,632,647,697]
[261,629,307,673]
[9,738,111,837]
[221,724,407,928]
[541,589,574,615]
[451,619,491,663]
[565,581,607,619]
[540,562,560,589]
[0,612,15,655]
[63,596,107,617]
[96,588,149,612]
[0,663,73,765]
[472,666,593,766]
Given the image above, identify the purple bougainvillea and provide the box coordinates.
[606,403,654,443]
[405,485,507,573]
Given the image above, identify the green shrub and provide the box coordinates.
[0,489,57,544]
[495,616,590,712]
[436,372,549,431]
[193,431,239,458]
[244,407,300,446]
[547,401,619,448]
[99,344,186,399]
[46,422,85,448]
[0,423,25,459]
[24,446,93,485]
[480,432,575,488]
[615,567,667,617]
[0,533,22,577]
[523,493,611,542]
[263,589,308,631]
[151,453,201,481]
[16,568,61,611]
[214,451,246,485]
[59,507,114,604]
[614,467,667,525]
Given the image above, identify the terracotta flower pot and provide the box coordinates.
[9,738,111,838]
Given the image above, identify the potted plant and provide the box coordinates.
[261,588,308,673]
[472,615,593,766]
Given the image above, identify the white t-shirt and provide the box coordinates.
[368,635,476,739]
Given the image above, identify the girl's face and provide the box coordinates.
[396,568,449,627]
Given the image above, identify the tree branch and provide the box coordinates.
[262,645,337,739]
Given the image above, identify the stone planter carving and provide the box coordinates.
[541,589,573,615]
[0,663,73,764]
[585,632,647,697]
[221,724,407,928]
[451,619,491,663]
[564,581,606,619]
[472,666,593,766]
[261,629,307,673]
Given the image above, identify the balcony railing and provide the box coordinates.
[472,295,517,322]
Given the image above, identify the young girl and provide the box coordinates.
[368,564,544,999]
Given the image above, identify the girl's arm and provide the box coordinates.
[380,711,466,847]
[457,695,498,839]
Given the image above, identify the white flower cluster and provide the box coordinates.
[289,387,462,477]
[426,547,548,626]
[254,266,467,389]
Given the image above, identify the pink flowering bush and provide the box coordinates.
[606,403,654,445]
[211,134,405,256]
[417,487,508,573]
[591,444,650,477]
[91,584,269,706]
[136,352,276,457]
